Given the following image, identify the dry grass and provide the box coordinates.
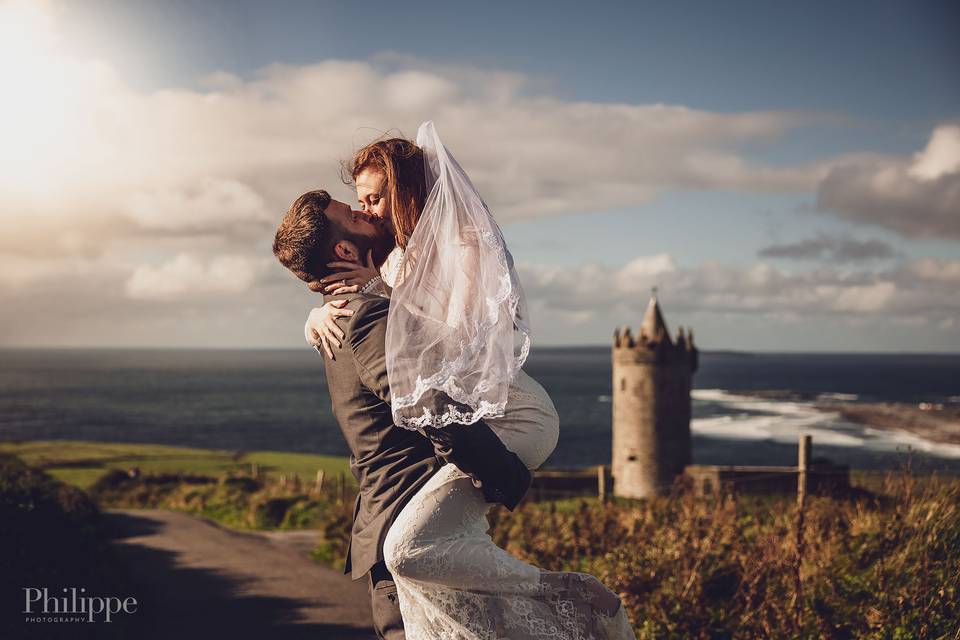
[490,471,960,639]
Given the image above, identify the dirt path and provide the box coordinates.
[102,509,375,640]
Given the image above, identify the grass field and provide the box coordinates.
[3,439,957,636]
[0,440,353,489]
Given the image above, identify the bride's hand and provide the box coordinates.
[304,301,355,359]
[318,250,379,295]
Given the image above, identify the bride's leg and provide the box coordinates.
[385,465,624,611]
[383,463,541,594]
[383,463,633,639]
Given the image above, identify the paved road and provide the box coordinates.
[102,509,375,640]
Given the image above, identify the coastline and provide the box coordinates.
[816,402,960,447]
[725,388,960,454]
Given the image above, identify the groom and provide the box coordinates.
[273,190,532,639]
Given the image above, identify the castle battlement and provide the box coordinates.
[612,295,698,370]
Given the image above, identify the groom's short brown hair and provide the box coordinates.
[273,189,339,283]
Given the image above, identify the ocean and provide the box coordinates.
[1,348,959,472]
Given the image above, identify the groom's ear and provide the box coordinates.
[332,240,359,262]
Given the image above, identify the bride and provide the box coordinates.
[307,122,635,639]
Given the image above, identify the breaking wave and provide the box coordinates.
[692,389,960,460]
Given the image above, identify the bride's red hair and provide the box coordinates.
[345,137,426,250]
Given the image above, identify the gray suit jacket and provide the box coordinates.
[321,292,532,580]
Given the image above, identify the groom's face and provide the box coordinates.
[324,198,384,243]
[324,198,394,265]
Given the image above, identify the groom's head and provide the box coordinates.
[273,189,393,286]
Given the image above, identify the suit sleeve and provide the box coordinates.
[349,298,532,510]
[347,297,393,405]
[423,423,532,511]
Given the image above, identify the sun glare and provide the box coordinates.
[0,1,81,189]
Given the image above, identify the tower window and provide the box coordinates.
[620,378,626,391]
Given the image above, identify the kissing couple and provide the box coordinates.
[273,122,635,639]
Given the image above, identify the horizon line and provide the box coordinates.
[0,345,958,357]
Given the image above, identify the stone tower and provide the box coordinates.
[611,291,698,498]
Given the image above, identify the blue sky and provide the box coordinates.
[0,0,957,350]
[63,1,959,119]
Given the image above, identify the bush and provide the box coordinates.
[0,454,101,560]
[89,469,217,508]
[0,454,137,639]
[280,499,326,529]
[489,472,960,639]
[86,467,358,568]
[249,495,303,529]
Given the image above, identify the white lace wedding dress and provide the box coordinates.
[376,247,636,640]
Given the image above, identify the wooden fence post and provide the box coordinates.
[597,465,608,502]
[797,435,811,507]
[793,434,812,628]
[315,470,325,493]
[250,462,259,479]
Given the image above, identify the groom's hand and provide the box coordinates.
[421,424,532,511]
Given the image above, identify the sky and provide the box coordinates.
[0,0,958,351]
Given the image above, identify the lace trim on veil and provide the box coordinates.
[391,229,531,430]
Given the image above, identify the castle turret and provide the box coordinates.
[611,290,698,498]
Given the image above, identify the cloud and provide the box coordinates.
[0,3,956,350]
[0,2,843,337]
[0,252,116,292]
[910,125,960,181]
[614,254,677,290]
[0,1,840,320]
[901,258,960,285]
[757,233,897,262]
[125,254,263,301]
[125,179,271,232]
[518,255,960,328]
[816,124,960,239]
[1,17,832,247]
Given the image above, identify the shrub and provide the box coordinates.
[489,473,960,639]
[0,454,136,639]
[86,467,358,570]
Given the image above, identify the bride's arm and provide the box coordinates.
[304,301,355,359]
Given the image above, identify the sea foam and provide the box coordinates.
[692,389,960,460]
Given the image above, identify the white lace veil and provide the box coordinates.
[385,121,531,430]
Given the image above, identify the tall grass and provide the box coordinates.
[489,471,960,639]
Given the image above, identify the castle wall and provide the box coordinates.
[612,346,694,498]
